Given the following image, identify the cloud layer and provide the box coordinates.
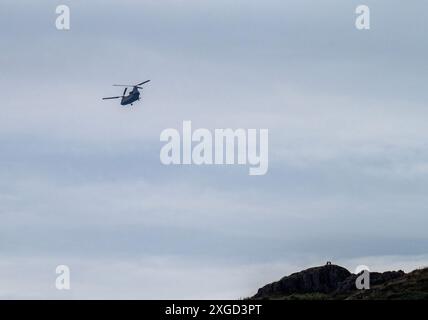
[1,0,427,298]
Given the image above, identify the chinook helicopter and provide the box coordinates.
[102,80,151,106]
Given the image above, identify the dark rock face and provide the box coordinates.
[252,264,409,299]
[348,268,428,300]
[253,265,351,299]
[334,270,405,295]
[370,270,405,286]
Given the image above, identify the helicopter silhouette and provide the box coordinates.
[102,80,150,106]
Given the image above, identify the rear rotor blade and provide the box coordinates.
[123,87,127,96]
[102,96,121,100]
[137,80,150,86]
[113,85,133,87]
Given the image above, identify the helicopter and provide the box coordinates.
[102,80,151,106]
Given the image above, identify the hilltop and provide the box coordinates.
[250,264,428,300]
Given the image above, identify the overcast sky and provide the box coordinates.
[1,0,428,298]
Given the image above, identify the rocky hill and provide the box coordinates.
[251,264,428,300]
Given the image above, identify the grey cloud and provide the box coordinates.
[1,0,427,298]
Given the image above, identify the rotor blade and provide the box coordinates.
[137,80,151,86]
[113,85,133,87]
[102,96,121,100]
[123,88,127,96]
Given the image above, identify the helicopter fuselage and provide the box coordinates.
[121,88,140,106]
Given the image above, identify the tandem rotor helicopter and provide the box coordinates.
[102,80,151,106]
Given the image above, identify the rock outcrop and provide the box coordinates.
[334,270,405,295]
[253,264,351,299]
[250,264,426,300]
